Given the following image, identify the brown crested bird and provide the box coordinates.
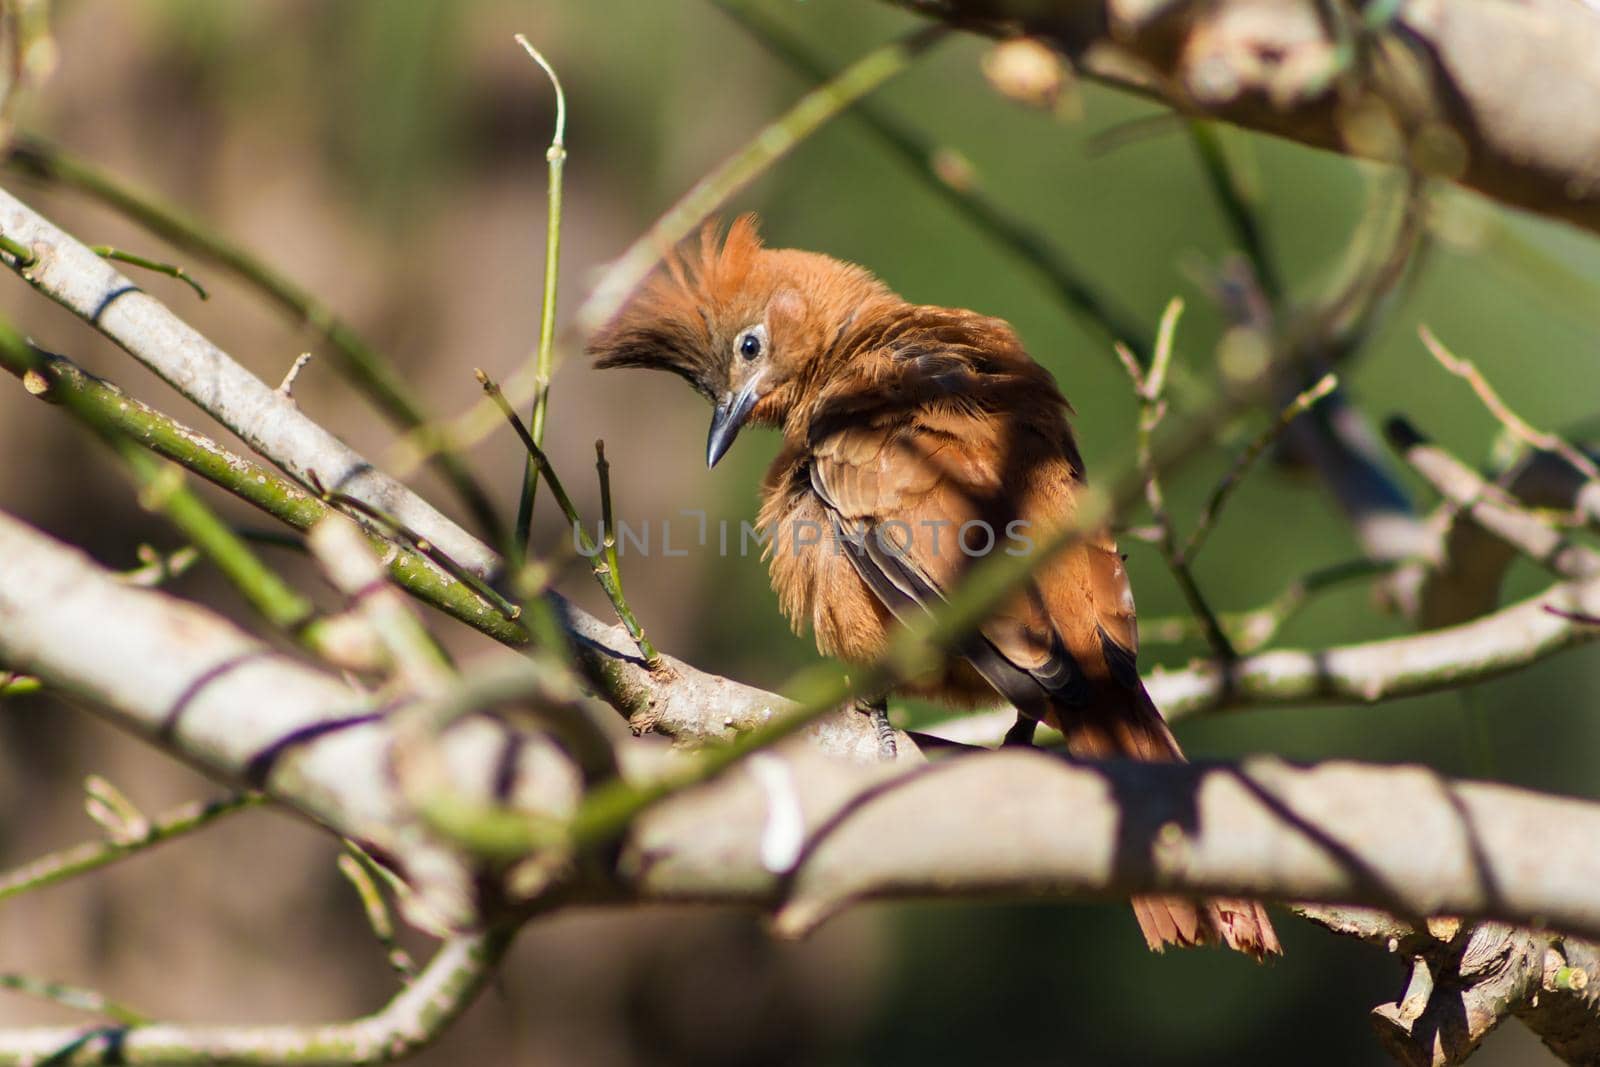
[588,216,1280,958]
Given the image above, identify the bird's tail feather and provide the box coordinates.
[1046,681,1283,961]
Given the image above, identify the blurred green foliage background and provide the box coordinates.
[2,1,1597,1063]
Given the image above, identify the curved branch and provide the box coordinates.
[0,931,508,1067]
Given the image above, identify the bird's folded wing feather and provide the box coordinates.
[807,408,1140,715]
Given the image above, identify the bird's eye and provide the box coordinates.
[739,331,762,360]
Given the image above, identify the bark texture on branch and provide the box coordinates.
[0,510,532,933]
[1346,431,1600,1066]
[1303,908,1600,1067]
[891,0,1600,237]
[622,736,1600,944]
[8,509,1600,948]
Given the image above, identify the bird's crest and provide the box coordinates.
[588,215,766,400]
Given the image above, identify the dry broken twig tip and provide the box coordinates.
[276,351,313,397]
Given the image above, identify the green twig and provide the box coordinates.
[594,439,629,605]
[0,973,149,1027]
[476,371,660,666]
[307,475,523,625]
[0,320,325,641]
[338,844,418,983]
[512,35,568,555]
[576,24,946,336]
[0,672,40,698]
[131,449,319,635]
[1117,299,1237,662]
[4,136,509,552]
[0,230,34,267]
[4,346,527,646]
[0,793,261,903]
[90,245,207,300]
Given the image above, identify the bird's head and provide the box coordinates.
[588,215,891,467]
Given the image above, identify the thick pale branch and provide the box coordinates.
[7,509,1600,948]
[560,606,897,763]
[0,510,498,933]
[621,741,1600,945]
[0,510,887,918]
[889,0,1600,237]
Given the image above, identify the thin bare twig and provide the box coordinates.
[90,244,207,300]
[0,973,148,1027]
[119,544,200,588]
[0,793,261,903]
[1140,557,1396,653]
[1120,299,1236,661]
[1386,417,1600,582]
[475,370,660,666]
[338,844,419,983]
[275,352,313,398]
[1420,326,1600,484]
[1182,372,1338,564]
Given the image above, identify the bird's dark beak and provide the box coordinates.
[706,378,761,468]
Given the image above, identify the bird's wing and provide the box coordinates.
[807,408,1139,718]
